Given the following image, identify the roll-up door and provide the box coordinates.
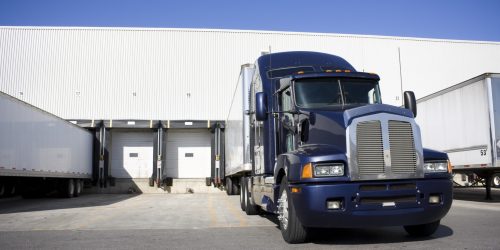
[111,130,154,178]
[166,129,211,178]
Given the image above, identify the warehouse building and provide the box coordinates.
[1,26,500,192]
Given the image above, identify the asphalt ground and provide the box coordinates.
[0,188,499,249]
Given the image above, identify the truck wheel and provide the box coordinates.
[231,178,240,195]
[4,183,16,197]
[0,182,5,198]
[73,179,82,197]
[240,177,246,211]
[492,173,500,188]
[278,178,307,243]
[244,177,260,215]
[404,220,440,237]
[226,177,233,195]
[62,179,75,198]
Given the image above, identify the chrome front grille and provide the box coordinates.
[388,120,417,174]
[349,114,422,181]
[357,121,385,175]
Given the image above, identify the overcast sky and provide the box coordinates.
[1,0,499,42]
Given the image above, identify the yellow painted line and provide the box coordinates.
[220,195,248,227]
[207,195,219,227]
[74,205,128,230]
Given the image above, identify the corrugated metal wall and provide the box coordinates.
[1,27,500,120]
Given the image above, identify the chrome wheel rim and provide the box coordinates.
[494,175,500,186]
[278,190,289,230]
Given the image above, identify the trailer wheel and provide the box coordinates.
[244,177,259,215]
[240,177,246,211]
[404,220,440,237]
[73,179,82,197]
[231,178,240,195]
[225,177,233,195]
[0,182,5,198]
[278,178,307,243]
[4,182,16,197]
[62,179,75,198]
[492,173,500,188]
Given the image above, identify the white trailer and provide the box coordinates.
[0,91,93,198]
[223,64,255,195]
[416,73,500,197]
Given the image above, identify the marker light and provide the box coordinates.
[448,160,453,174]
[301,163,313,179]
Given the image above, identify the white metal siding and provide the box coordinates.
[110,130,154,178]
[1,27,500,120]
[166,129,211,178]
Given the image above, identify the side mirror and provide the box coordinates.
[255,92,268,121]
[404,91,417,118]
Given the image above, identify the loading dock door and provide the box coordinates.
[111,131,154,178]
[166,129,211,178]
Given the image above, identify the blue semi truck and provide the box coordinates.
[223,51,452,243]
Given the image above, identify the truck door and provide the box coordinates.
[279,88,295,153]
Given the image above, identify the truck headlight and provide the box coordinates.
[423,161,448,173]
[314,163,344,177]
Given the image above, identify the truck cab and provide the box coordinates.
[240,51,452,243]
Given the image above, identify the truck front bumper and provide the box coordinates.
[289,179,452,228]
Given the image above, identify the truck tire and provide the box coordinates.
[4,182,16,197]
[240,177,246,211]
[492,173,500,188]
[61,179,75,198]
[231,178,240,195]
[244,177,259,215]
[278,178,307,243]
[0,182,5,198]
[404,220,440,237]
[73,179,82,197]
[226,177,233,195]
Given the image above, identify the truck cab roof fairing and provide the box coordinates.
[258,51,357,79]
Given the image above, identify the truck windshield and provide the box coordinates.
[294,78,381,108]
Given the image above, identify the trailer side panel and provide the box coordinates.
[0,92,93,178]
